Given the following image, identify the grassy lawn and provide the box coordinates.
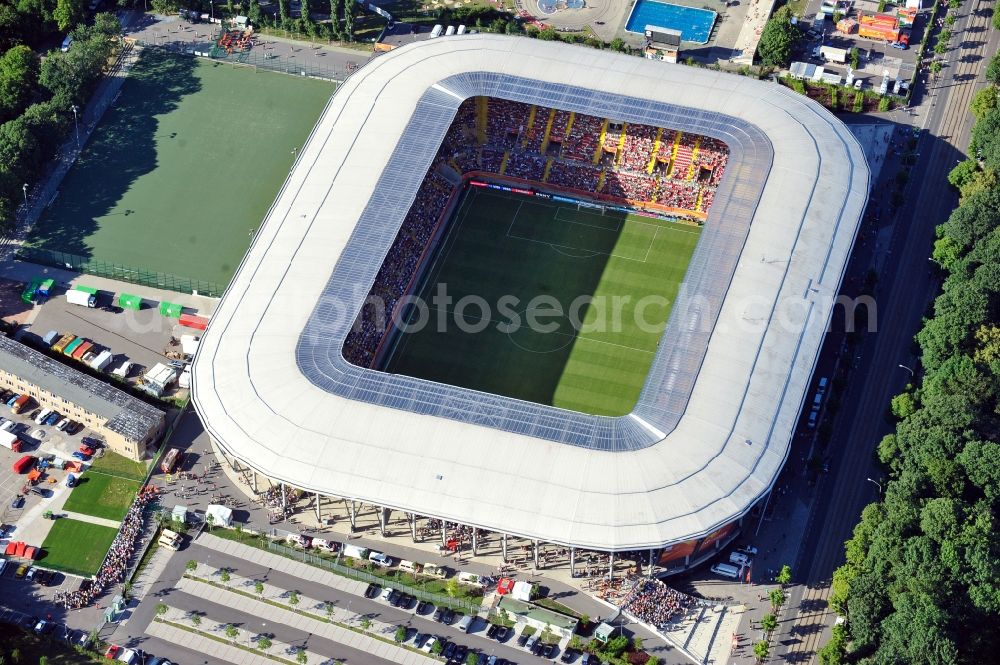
[0,624,101,663]
[27,49,333,288]
[384,187,701,416]
[89,450,148,482]
[62,472,140,521]
[40,519,119,577]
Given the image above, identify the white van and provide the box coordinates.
[35,408,52,425]
[455,614,474,633]
[342,544,369,560]
[711,563,741,579]
[398,559,423,574]
[368,551,392,567]
[158,529,183,551]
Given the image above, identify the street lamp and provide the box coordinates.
[71,104,80,149]
[210,0,214,19]
[866,478,882,495]
[898,363,914,377]
[22,183,27,206]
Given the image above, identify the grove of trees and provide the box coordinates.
[0,8,121,232]
[822,53,1000,665]
[757,6,799,68]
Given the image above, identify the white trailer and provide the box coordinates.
[819,46,848,64]
[66,289,96,307]
[90,349,113,371]
[0,430,22,451]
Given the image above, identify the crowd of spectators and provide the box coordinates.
[55,486,160,610]
[341,97,730,364]
[620,578,697,630]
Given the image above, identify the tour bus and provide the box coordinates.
[158,529,183,551]
[160,447,181,474]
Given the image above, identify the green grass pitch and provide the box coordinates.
[62,471,141,522]
[383,187,702,417]
[27,50,333,287]
[40,518,120,577]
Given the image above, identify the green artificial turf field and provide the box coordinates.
[27,50,333,289]
[62,471,141,522]
[40,518,119,577]
[383,187,701,416]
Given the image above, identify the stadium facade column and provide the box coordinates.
[570,547,576,576]
[648,549,655,577]
[472,529,478,556]
[281,482,287,512]
[379,507,389,537]
[409,513,417,542]
[315,492,322,522]
[502,533,508,561]
[609,551,615,579]
[533,540,539,569]
[348,500,358,531]
[442,521,448,546]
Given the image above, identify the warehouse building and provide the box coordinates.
[0,335,165,461]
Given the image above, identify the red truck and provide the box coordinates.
[12,455,35,474]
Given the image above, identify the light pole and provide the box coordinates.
[866,478,882,495]
[71,104,80,149]
[22,183,27,207]
[898,363,914,377]
[210,0,214,19]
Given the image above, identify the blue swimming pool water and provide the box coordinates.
[625,0,718,44]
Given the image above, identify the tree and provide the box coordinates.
[757,7,798,68]
[604,635,629,658]
[931,60,943,76]
[325,601,334,621]
[761,613,778,633]
[257,635,272,651]
[296,648,307,664]
[753,640,770,663]
[394,625,407,642]
[38,658,48,665]
[775,565,792,587]
[446,577,460,598]
[818,622,847,665]
[288,590,300,606]
[53,0,85,32]
[945,13,956,27]
[359,617,372,630]
[156,603,168,616]
[537,27,560,41]
[769,588,787,612]
[466,652,479,665]
[934,41,948,55]
[186,559,198,573]
[191,613,202,627]
[971,106,1000,172]
[0,45,39,123]
[610,37,625,52]
[343,1,354,42]
[224,624,238,641]
[632,636,643,651]
[219,568,231,584]
[431,639,444,655]
[647,658,660,665]
[255,580,265,596]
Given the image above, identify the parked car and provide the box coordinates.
[433,607,446,623]
[517,631,530,647]
[104,645,121,660]
[10,495,24,509]
[454,644,468,662]
[416,600,433,614]
[421,636,439,654]
[494,626,512,641]
[55,418,70,431]
[79,445,96,456]
[34,620,55,635]
[82,436,103,448]
[44,412,61,426]
[25,567,37,581]
[442,608,455,624]
[891,41,908,50]
[442,642,457,660]
[364,582,381,598]
[72,451,90,461]
[562,646,578,661]
[30,429,45,440]
[487,624,499,639]
[368,551,392,566]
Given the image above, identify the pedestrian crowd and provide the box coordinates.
[620,577,697,630]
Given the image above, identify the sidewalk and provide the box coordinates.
[61,510,121,529]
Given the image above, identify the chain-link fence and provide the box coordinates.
[266,541,487,615]
[16,247,224,297]
[136,39,348,82]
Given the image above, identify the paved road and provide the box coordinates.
[773,2,998,662]
[116,541,561,665]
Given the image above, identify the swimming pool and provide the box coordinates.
[625,0,718,44]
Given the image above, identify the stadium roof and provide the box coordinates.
[193,35,869,551]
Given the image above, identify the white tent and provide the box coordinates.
[206,504,233,527]
[512,580,535,602]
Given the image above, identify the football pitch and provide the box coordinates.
[383,187,701,417]
[26,50,332,288]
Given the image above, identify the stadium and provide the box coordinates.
[192,35,869,574]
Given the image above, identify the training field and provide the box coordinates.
[27,50,332,288]
[62,472,141,522]
[40,518,119,577]
[383,187,701,417]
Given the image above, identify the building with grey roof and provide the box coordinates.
[193,35,868,571]
[0,335,164,461]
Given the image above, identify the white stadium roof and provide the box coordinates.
[192,35,869,552]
